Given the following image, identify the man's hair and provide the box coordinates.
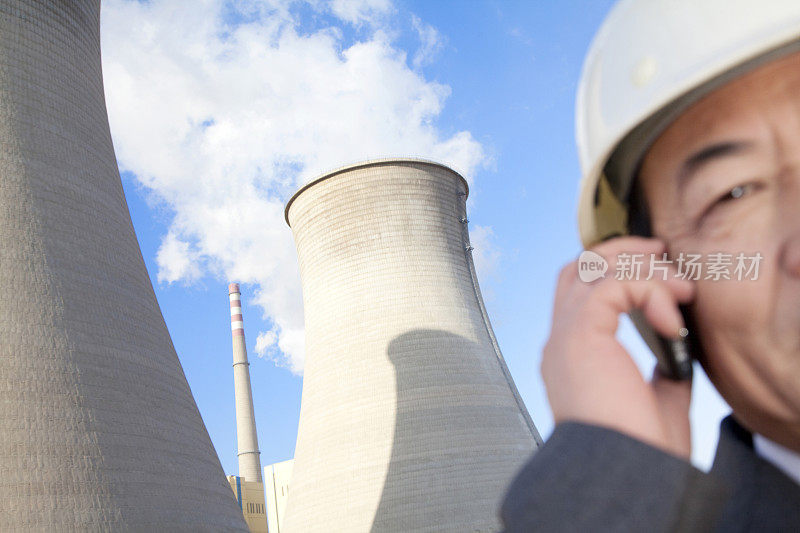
[627,172,652,238]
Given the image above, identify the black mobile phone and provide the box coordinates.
[629,304,696,381]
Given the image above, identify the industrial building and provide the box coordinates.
[228,475,269,533]
[282,159,542,532]
[0,1,247,530]
[265,459,294,533]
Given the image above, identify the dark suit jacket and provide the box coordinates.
[500,416,800,531]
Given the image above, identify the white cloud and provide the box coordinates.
[329,0,392,25]
[411,14,444,69]
[255,330,278,354]
[101,0,485,374]
[156,231,202,284]
[470,224,501,286]
[469,224,502,308]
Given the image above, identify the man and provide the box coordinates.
[502,0,800,530]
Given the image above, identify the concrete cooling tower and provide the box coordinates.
[283,159,542,532]
[0,2,246,530]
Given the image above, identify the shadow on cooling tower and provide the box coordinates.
[370,328,525,532]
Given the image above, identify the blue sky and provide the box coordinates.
[102,0,729,475]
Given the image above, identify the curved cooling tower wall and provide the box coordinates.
[283,159,541,532]
[0,2,247,530]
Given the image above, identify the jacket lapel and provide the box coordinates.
[711,416,800,530]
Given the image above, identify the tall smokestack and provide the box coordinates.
[282,159,542,532]
[229,283,263,482]
[0,1,246,529]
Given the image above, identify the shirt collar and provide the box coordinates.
[754,433,800,486]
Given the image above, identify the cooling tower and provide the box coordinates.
[229,283,263,482]
[282,159,542,532]
[0,2,246,530]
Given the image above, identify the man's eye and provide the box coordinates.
[714,183,753,205]
[696,183,760,229]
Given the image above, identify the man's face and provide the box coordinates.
[639,50,800,446]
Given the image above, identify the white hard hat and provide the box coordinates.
[576,0,800,248]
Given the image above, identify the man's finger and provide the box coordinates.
[651,371,693,458]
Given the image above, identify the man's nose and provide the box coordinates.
[782,232,800,279]
[777,168,800,278]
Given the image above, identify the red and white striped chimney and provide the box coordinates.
[229,283,263,482]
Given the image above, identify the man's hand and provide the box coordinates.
[542,237,695,459]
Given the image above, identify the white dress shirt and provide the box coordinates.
[754,433,800,486]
